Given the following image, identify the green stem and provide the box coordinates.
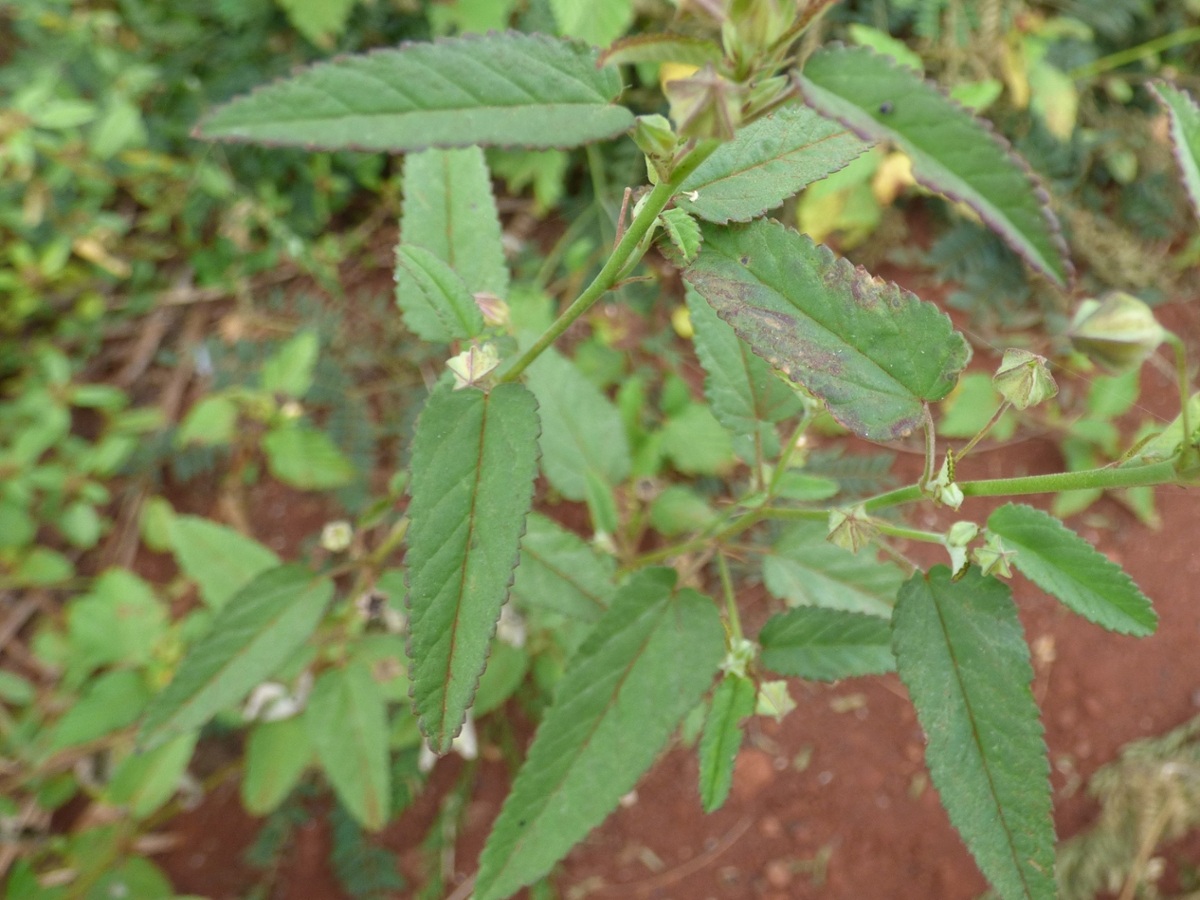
[1068,26,1200,80]
[500,141,719,383]
[758,507,838,522]
[870,520,946,544]
[919,403,936,491]
[1166,332,1195,467]
[625,507,767,570]
[956,400,1012,461]
[766,410,813,497]
[716,551,743,641]
[862,460,1179,512]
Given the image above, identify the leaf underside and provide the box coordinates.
[762,522,904,616]
[1149,81,1200,222]
[138,566,332,750]
[678,103,872,224]
[510,513,616,622]
[474,568,724,900]
[987,503,1157,636]
[892,567,1055,900]
[758,606,895,681]
[523,348,631,500]
[400,146,509,300]
[796,44,1070,285]
[685,285,802,442]
[405,383,540,752]
[598,33,723,67]
[697,674,756,812]
[685,218,970,441]
[196,32,635,152]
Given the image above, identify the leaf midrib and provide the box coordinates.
[520,544,609,612]
[929,587,1036,900]
[689,128,857,194]
[484,597,672,891]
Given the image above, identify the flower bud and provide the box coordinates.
[1067,292,1165,375]
[447,343,500,390]
[973,532,1016,579]
[993,349,1058,410]
[755,679,796,721]
[320,520,353,553]
[943,521,978,578]
[631,114,679,162]
[472,292,510,328]
[927,456,963,510]
[827,504,876,553]
[664,64,743,141]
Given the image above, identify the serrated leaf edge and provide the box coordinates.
[794,43,1073,286]
[1148,80,1200,221]
[194,30,634,153]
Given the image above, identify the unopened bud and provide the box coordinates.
[447,343,501,390]
[993,349,1058,409]
[729,0,789,51]
[321,520,353,552]
[973,532,1016,579]
[720,637,756,678]
[472,292,509,328]
[1067,292,1165,375]
[664,63,743,141]
[631,114,679,161]
[280,400,304,420]
[944,521,979,577]
[755,679,796,721]
[928,456,963,510]
[828,504,876,553]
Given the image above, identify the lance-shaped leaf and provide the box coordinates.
[510,513,616,622]
[685,285,801,442]
[763,522,904,616]
[405,384,540,751]
[401,147,509,300]
[195,32,635,152]
[308,664,391,831]
[474,568,724,900]
[892,567,1055,900]
[524,348,630,500]
[987,503,1156,636]
[394,245,485,343]
[759,607,895,681]
[138,566,332,750]
[677,104,872,224]
[796,45,1070,285]
[167,516,279,611]
[1150,81,1200,221]
[685,218,970,441]
[697,674,755,813]
[599,33,723,67]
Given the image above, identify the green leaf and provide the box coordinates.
[659,208,702,263]
[677,104,871,224]
[685,218,970,441]
[276,0,357,45]
[394,245,485,343]
[241,716,313,816]
[762,521,904,617]
[510,513,616,622]
[697,674,755,813]
[176,395,237,447]
[66,570,167,679]
[649,485,716,536]
[846,23,923,72]
[261,331,319,398]
[50,670,150,752]
[400,147,508,300]
[796,45,1070,285]
[138,566,333,750]
[892,567,1055,900]
[168,515,280,610]
[524,348,630,500]
[598,33,723,67]
[758,607,895,680]
[473,641,530,717]
[987,503,1157,636]
[938,373,1015,441]
[660,403,735,475]
[550,0,632,48]
[474,569,724,900]
[406,384,540,751]
[106,731,198,819]
[84,857,173,900]
[262,425,356,490]
[307,664,391,831]
[685,285,801,447]
[1151,81,1200,221]
[197,33,635,152]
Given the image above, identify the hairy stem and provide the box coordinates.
[956,400,1012,461]
[862,459,1179,512]
[1166,332,1195,468]
[716,551,743,641]
[501,140,719,382]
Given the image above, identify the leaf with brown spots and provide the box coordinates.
[684,219,970,441]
